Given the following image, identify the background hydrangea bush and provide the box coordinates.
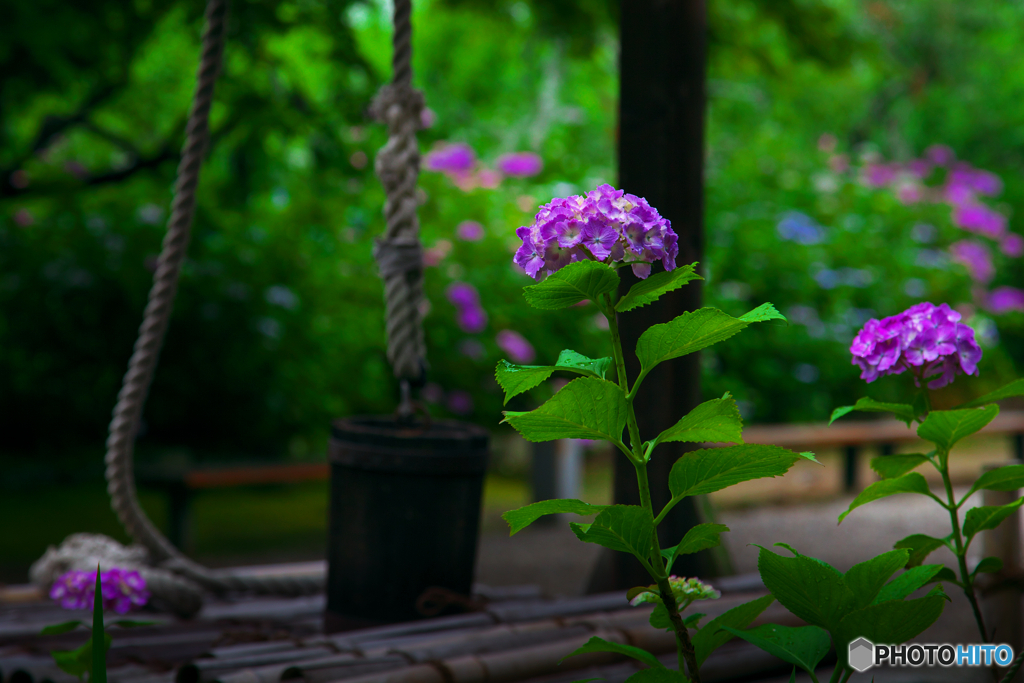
[4,0,1024,471]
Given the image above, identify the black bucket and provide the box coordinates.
[324,416,489,631]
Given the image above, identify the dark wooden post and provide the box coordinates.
[588,0,712,591]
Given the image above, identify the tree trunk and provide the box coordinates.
[588,0,712,592]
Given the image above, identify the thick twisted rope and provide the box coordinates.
[371,0,427,396]
[102,0,321,603]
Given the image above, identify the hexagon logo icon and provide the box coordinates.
[849,637,875,673]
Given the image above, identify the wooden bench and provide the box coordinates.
[138,462,329,550]
[737,409,1024,490]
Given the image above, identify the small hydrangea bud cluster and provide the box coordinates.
[514,184,679,280]
[629,577,720,610]
[850,302,982,389]
[50,568,150,614]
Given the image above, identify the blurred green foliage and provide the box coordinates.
[2,0,1024,465]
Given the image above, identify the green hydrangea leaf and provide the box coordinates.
[522,260,618,310]
[668,444,808,499]
[502,377,627,443]
[615,262,702,312]
[721,624,831,676]
[692,594,775,666]
[843,550,909,609]
[836,593,946,661]
[873,564,945,604]
[894,533,951,568]
[683,612,706,628]
[829,397,918,426]
[636,304,781,375]
[838,473,936,524]
[40,620,84,636]
[957,378,1024,409]
[756,545,853,632]
[963,498,1024,540]
[964,464,1024,500]
[738,302,787,323]
[871,454,930,480]
[562,636,664,669]
[655,394,744,446]
[569,505,653,563]
[972,557,1003,579]
[495,350,612,404]
[917,405,999,452]
[622,669,690,683]
[502,498,607,535]
[661,523,730,572]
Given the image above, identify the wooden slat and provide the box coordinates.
[712,409,1024,451]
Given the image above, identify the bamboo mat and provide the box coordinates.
[0,567,793,683]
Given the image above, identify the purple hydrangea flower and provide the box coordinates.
[456,220,485,241]
[952,203,1007,239]
[925,144,956,166]
[987,287,1024,314]
[496,329,535,364]
[495,152,543,177]
[447,282,487,333]
[850,302,981,389]
[512,184,679,280]
[446,390,474,415]
[424,143,475,174]
[446,282,479,308]
[863,163,897,188]
[50,568,149,614]
[1001,233,1024,258]
[949,240,995,283]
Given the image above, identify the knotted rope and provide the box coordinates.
[370,0,427,417]
[88,0,321,613]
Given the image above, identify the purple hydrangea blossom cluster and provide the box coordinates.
[446,282,487,333]
[50,568,150,614]
[514,184,679,280]
[849,302,982,389]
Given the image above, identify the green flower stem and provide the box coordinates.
[656,574,701,682]
[601,294,643,462]
[838,666,853,683]
[938,451,989,642]
[92,566,107,683]
[827,665,847,683]
[602,292,699,680]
